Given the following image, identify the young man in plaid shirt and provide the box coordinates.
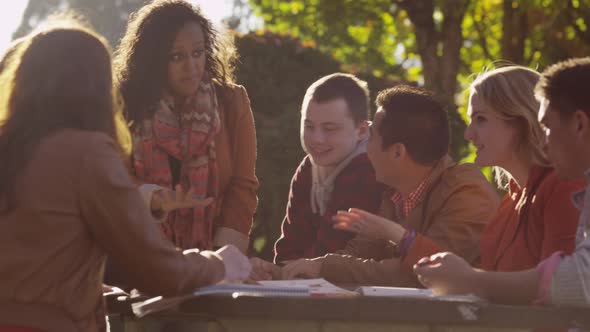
[272,73,385,263]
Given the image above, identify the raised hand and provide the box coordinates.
[151,184,214,213]
[332,208,405,243]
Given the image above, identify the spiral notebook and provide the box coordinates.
[258,279,357,297]
[132,283,310,317]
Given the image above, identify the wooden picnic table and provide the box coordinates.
[106,291,590,332]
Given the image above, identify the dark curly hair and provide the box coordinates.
[113,0,237,126]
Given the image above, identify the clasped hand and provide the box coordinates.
[247,257,323,282]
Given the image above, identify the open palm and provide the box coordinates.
[152,184,214,213]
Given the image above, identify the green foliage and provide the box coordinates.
[243,1,590,252]
[249,0,472,160]
[235,32,340,259]
[12,0,407,259]
[15,0,590,258]
[249,0,407,79]
[461,0,590,72]
[248,0,590,163]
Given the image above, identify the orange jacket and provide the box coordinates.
[212,84,259,246]
[479,166,583,272]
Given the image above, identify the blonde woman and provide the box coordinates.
[462,65,584,271]
[334,66,584,273]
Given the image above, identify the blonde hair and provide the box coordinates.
[470,66,549,189]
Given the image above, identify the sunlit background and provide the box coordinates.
[0,1,28,51]
[1,0,589,260]
[0,0,234,51]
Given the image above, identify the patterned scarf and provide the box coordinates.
[132,75,220,250]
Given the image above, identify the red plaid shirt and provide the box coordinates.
[274,154,385,262]
[390,178,429,220]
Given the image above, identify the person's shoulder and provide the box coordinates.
[436,162,496,199]
[217,83,248,103]
[432,161,499,207]
[33,130,120,180]
[536,167,586,198]
[291,155,312,182]
[217,82,246,94]
[42,129,115,155]
[441,162,490,187]
[342,153,375,176]
[217,83,251,119]
[348,152,372,166]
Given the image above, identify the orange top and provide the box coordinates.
[479,166,584,272]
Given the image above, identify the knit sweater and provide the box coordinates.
[274,153,385,262]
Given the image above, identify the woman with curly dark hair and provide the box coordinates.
[0,19,251,332]
[114,0,258,253]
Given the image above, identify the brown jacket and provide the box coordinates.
[212,84,259,247]
[320,156,499,286]
[0,130,226,332]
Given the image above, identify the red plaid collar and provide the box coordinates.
[390,178,429,219]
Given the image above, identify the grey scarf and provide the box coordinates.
[310,139,368,216]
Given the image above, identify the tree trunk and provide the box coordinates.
[398,0,470,158]
[501,0,527,64]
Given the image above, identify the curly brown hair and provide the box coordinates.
[113,0,237,126]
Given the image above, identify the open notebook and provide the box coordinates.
[258,278,357,297]
[132,280,483,318]
[132,279,355,317]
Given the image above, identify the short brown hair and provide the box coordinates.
[375,85,449,165]
[303,73,370,124]
[535,57,590,117]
